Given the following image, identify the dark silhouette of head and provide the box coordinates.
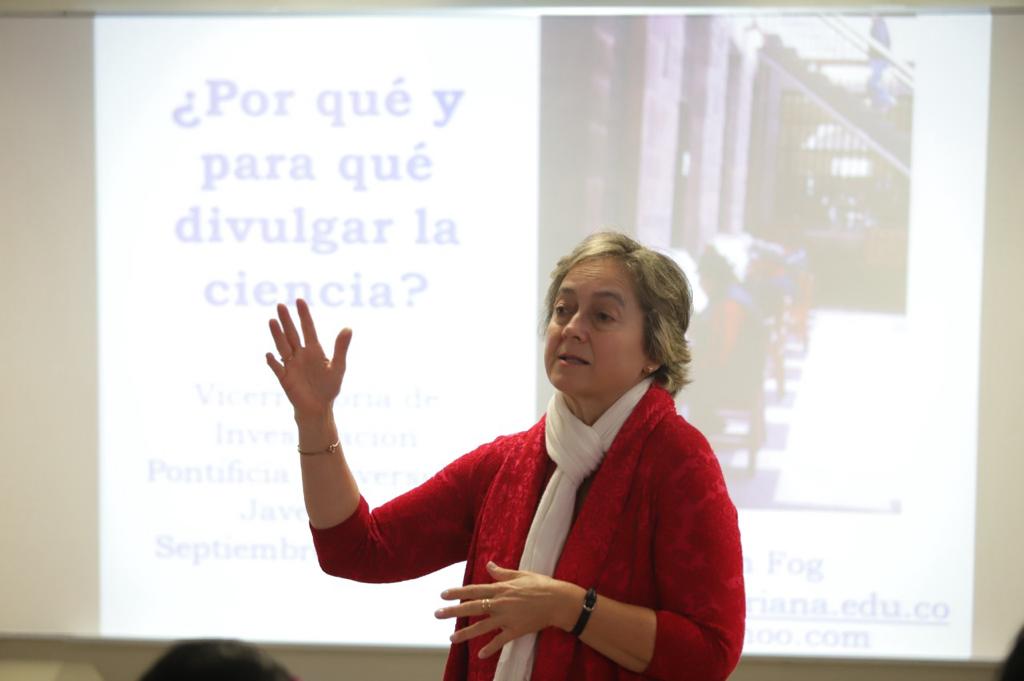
[1001,625,1024,681]
[139,639,293,681]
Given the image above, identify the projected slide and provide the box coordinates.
[98,12,988,658]
[97,16,539,644]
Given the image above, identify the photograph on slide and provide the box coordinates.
[540,14,916,514]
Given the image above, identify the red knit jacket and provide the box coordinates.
[310,385,745,680]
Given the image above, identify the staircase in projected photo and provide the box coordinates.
[757,23,912,177]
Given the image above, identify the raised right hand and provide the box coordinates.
[265,298,353,422]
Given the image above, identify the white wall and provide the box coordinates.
[0,16,99,635]
[972,7,1024,663]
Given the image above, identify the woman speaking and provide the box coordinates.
[266,232,745,680]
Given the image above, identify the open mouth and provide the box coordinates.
[558,354,590,366]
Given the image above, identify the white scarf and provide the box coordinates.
[493,378,653,681]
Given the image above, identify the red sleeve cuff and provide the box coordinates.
[644,609,680,679]
[308,496,371,576]
[644,610,739,681]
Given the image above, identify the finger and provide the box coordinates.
[296,298,320,347]
[478,629,518,659]
[449,617,501,644]
[265,352,285,380]
[269,319,293,359]
[435,596,501,620]
[486,561,520,581]
[440,584,494,602]
[277,303,303,350]
[332,327,353,377]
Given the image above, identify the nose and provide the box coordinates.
[562,310,588,341]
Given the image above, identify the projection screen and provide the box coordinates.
[3,7,1021,664]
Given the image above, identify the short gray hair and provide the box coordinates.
[543,231,693,395]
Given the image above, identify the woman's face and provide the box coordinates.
[545,257,654,425]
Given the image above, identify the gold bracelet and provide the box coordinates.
[298,440,340,456]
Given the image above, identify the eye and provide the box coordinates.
[596,311,616,323]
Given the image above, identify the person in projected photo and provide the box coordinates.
[265,232,744,681]
[687,247,769,447]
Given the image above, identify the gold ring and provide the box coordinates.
[481,598,491,613]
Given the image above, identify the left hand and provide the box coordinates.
[435,561,579,659]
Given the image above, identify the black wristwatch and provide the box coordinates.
[570,587,597,637]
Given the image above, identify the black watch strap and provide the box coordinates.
[570,587,597,637]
